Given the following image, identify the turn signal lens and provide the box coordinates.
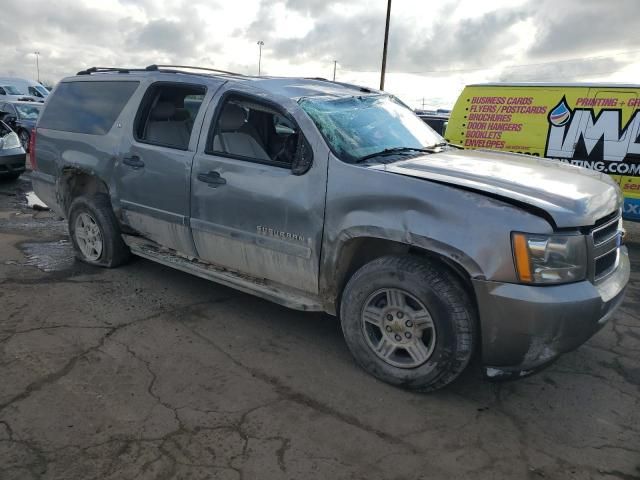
[512,233,532,282]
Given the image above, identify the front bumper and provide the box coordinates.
[0,150,26,176]
[473,246,630,379]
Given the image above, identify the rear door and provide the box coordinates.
[114,79,224,256]
[189,87,328,294]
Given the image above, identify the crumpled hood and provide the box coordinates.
[371,149,622,228]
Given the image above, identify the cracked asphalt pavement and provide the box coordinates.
[1,174,639,480]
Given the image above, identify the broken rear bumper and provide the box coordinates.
[473,246,630,379]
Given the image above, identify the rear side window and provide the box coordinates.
[134,83,206,150]
[38,81,139,135]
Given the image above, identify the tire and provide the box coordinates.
[68,194,130,267]
[340,255,476,392]
[18,130,30,152]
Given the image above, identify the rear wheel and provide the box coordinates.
[68,194,130,267]
[340,255,476,391]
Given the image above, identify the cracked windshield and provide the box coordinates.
[301,95,443,162]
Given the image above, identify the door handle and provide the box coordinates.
[123,155,145,169]
[197,170,227,187]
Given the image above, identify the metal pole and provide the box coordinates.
[34,51,40,83]
[379,0,391,90]
[257,41,264,76]
[333,60,337,81]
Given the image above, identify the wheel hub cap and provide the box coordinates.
[74,212,103,261]
[361,288,437,368]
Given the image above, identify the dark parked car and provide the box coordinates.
[0,101,43,151]
[416,111,449,136]
[0,120,26,179]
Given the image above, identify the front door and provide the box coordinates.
[115,80,222,256]
[190,89,328,294]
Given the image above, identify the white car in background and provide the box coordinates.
[0,77,47,102]
[0,84,34,102]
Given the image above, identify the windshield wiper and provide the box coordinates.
[356,147,436,163]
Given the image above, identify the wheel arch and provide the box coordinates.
[323,231,483,315]
[57,167,110,216]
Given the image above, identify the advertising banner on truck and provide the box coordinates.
[446,86,640,221]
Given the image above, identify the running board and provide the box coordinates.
[122,235,324,311]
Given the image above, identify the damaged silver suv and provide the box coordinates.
[31,65,630,391]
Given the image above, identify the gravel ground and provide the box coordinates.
[1,174,639,480]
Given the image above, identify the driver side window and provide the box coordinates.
[207,95,301,168]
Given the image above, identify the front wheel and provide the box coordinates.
[340,255,476,392]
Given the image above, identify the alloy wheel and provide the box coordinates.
[361,288,437,368]
[74,212,103,261]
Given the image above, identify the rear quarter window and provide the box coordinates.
[38,81,139,135]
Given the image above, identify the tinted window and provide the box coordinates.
[208,95,302,167]
[28,86,44,98]
[39,81,139,135]
[35,85,49,97]
[134,83,206,150]
[2,85,22,95]
[420,117,448,135]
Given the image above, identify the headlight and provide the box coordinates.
[1,132,21,150]
[512,232,587,284]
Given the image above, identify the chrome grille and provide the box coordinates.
[588,211,622,282]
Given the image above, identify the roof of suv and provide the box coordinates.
[65,65,382,101]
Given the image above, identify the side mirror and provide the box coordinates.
[4,115,16,124]
[292,135,313,176]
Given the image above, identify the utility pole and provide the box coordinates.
[333,60,337,81]
[34,51,40,83]
[257,40,264,76]
[379,0,391,90]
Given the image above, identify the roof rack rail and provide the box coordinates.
[304,76,377,93]
[76,67,142,75]
[147,64,244,76]
[76,65,245,77]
